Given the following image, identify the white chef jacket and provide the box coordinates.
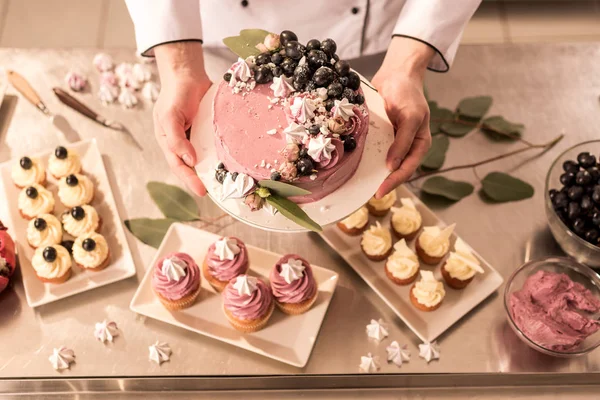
[125,0,481,72]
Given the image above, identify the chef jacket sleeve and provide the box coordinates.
[392,0,482,72]
[125,0,203,56]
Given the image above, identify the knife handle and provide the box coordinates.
[6,70,51,116]
[53,88,99,122]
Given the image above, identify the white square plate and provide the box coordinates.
[319,186,504,343]
[0,139,136,307]
[130,223,339,368]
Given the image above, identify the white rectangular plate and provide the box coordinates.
[0,139,136,307]
[319,186,503,343]
[130,223,338,368]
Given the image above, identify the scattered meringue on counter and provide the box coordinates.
[418,341,440,363]
[366,318,389,342]
[118,88,138,109]
[49,346,75,371]
[359,352,380,373]
[100,71,118,87]
[98,84,119,105]
[64,70,88,92]
[132,63,152,83]
[94,320,119,344]
[93,53,114,72]
[386,341,410,367]
[142,81,160,102]
[149,341,172,365]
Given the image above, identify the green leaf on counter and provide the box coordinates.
[124,218,177,249]
[481,116,525,141]
[223,29,272,59]
[258,180,311,197]
[421,135,450,170]
[147,182,200,221]
[421,176,474,201]
[440,121,473,137]
[429,103,454,135]
[266,194,322,232]
[457,96,493,120]
[481,172,534,202]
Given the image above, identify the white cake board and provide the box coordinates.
[191,75,394,233]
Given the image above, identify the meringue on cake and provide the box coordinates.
[58,173,94,207]
[416,224,456,265]
[441,238,485,289]
[203,236,249,292]
[222,274,274,333]
[336,205,369,236]
[410,270,446,312]
[152,252,201,310]
[72,232,110,272]
[26,214,62,249]
[18,184,55,219]
[360,221,393,261]
[48,146,82,179]
[269,254,318,315]
[11,156,46,188]
[367,190,397,217]
[385,239,420,286]
[390,198,422,240]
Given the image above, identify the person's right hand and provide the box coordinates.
[154,42,212,196]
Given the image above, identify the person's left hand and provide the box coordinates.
[371,37,435,198]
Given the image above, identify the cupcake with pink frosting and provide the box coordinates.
[203,237,249,292]
[152,252,201,310]
[270,255,318,315]
[222,274,274,333]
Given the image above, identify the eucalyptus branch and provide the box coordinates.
[430,118,534,147]
[408,134,564,183]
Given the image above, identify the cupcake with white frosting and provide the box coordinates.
[441,238,485,289]
[61,205,101,237]
[390,198,422,240]
[32,244,72,284]
[337,206,369,236]
[360,221,393,261]
[410,270,446,312]
[366,190,397,217]
[48,146,82,179]
[415,224,456,265]
[72,232,110,272]
[18,184,55,219]
[58,174,94,208]
[11,156,46,188]
[27,214,62,249]
[385,239,420,285]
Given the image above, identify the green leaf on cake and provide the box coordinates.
[481,116,525,141]
[223,29,272,59]
[147,181,200,221]
[421,135,450,170]
[481,172,534,202]
[440,121,473,137]
[265,194,322,232]
[421,176,474,201]
[258,180,311,197]
[124,218,177,249]
[457,96,493,120]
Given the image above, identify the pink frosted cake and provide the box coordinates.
[213,30,369,205]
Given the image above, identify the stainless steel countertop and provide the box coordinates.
[0,43,599,394]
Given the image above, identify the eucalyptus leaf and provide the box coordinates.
[440,121,473,137]
[429,105,454,135]
[266,194,322,232]
[457,96,492,120]
[223,29,272,59]
[481,172,534,202]
[147,182,200,221]
[258,180,311,197]
[421,176,474,201]
[482,116,525,141]
[124,218,177,248]
[421,135,450,170]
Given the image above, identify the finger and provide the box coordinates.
[386,111,424,172]
[157,109,197,168]
[376,124,431,198]
[164,149,207,197]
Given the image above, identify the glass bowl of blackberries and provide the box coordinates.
[546,140,600,267]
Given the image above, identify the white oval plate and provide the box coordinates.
[191,76,394,233]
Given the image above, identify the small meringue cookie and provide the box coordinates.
[65,71,88,92]
[93,53,113,72]
[98,84,119,105]
[118,88,138,109]
[100,71,118,87]
[132,63,152,83]
[142,81,160,102]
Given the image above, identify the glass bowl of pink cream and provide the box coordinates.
[504,257,600,357]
